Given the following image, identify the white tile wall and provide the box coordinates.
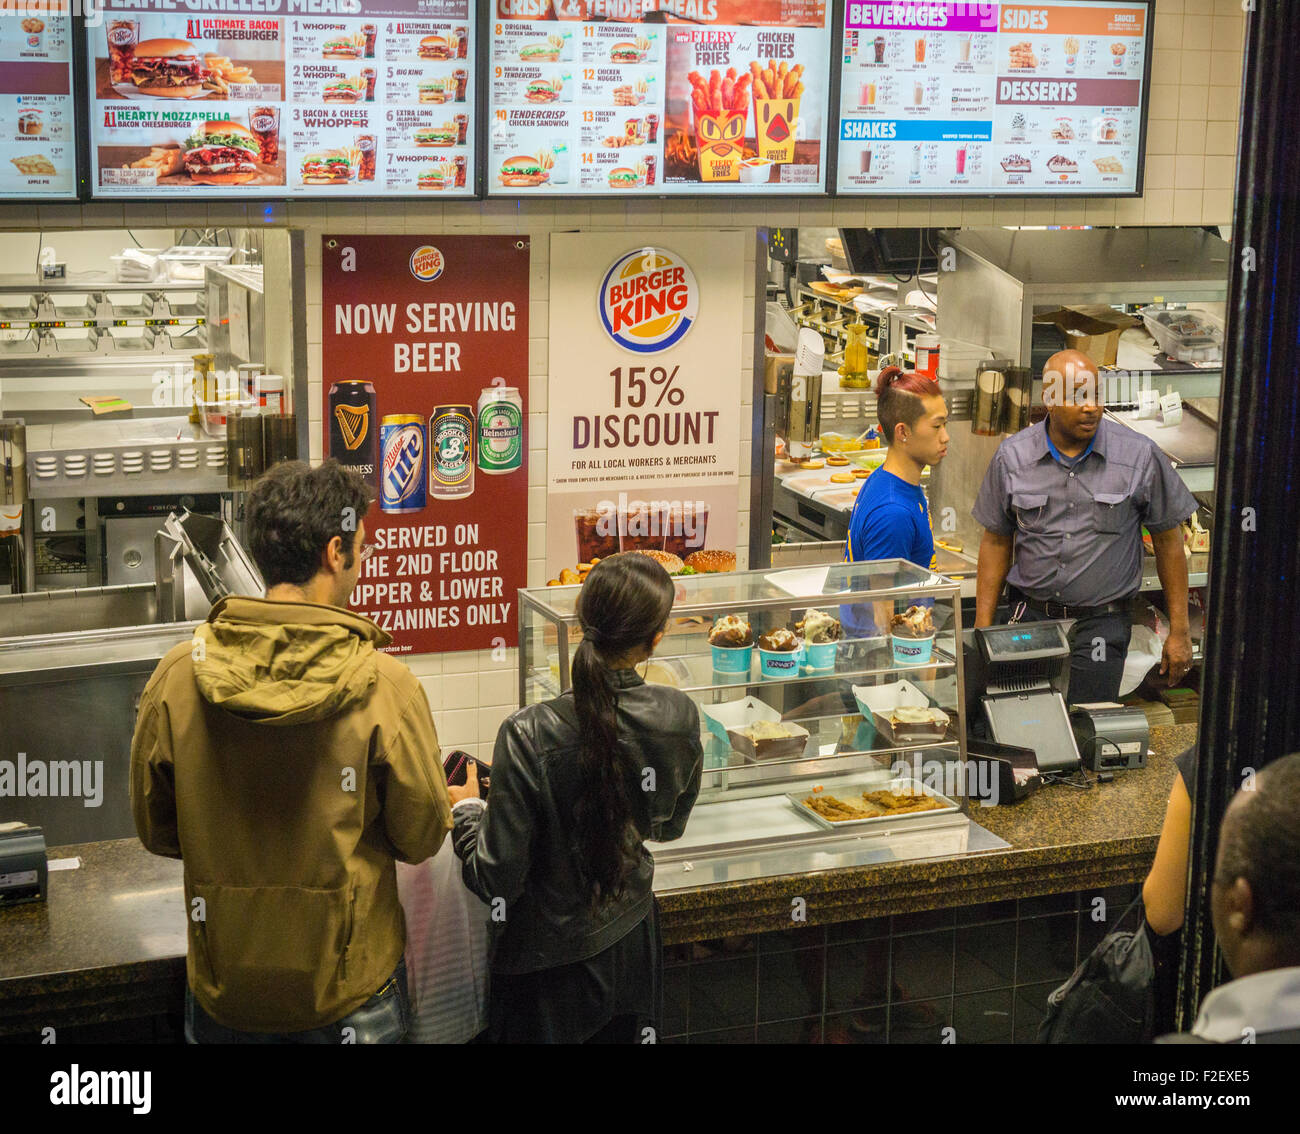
[0,0,1248,755]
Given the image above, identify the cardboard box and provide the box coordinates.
[764,352,794,396]
[1035,305,1136,367]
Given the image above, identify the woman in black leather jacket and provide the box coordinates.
[450,553,704,1043]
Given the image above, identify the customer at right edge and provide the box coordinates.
[131,460,452,1043]
[1159,753,1300,1043]
[450,553,703,1043]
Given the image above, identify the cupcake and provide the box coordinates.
[890,605,935,639]
[797,609,842,644]
[758,627,801,652]
[708,614,753,648]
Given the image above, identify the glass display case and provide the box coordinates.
[518,560,973,890]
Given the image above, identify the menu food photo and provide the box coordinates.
[487,0,831,196]
[87,0,476,197]
[836,1,1151,195]
[1,0,76,199]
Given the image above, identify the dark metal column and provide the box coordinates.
[1177,0,1300,1029]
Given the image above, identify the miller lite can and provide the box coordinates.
[380,414,426,514]
[328,381,377,488]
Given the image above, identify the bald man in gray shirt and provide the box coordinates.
[972,350,1196,704]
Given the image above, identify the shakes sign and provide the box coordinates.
[546,231,745,581]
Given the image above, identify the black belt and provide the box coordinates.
[1006,586,1132,622]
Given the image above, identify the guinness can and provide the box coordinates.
[328,381,377,488]
[380,414,426,513]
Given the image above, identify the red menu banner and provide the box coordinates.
[321,235,530,654]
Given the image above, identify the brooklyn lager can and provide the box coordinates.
[429,405,474,499]
[328,381,377,488]
[380,414,426,513]
[477,385,523,475]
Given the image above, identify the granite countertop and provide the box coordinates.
[655,724,1197,940]
[0,725,1196,1005]
[0,839,185,1035]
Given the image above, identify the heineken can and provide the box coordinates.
[477,385,523,475]
[430,404,474,499]
[379,414,426,513]
[328,380,377,488]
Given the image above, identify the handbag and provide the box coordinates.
[1037,895,1156,1044]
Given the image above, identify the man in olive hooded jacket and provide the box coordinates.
[131,460,452,1041]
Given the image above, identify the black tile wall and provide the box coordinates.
[667,887,1138,1043]
[757,946,825,1023]
[956,899,1017,925]
[825,937,890,1013]
[953,988,1015,1044]
[889,997,954,1044]
[756,1015,824,1044]
[1014,913,1080,986]
[823,1006,888,1044]
[954,920,1017,993]
[687,955,757,1032]
[892,929,956,1003]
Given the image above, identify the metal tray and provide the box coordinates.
[788,776,960,830]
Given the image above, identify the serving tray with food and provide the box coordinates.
[789,777,960,830]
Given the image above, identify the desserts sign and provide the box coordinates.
[545,230,745,581]
[321,234,530,655]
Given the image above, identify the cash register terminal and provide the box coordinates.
[966,621,1082,776]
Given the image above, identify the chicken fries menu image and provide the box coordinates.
[836,2,1151,195]
[487,0,831,196]
[0,1,76,199]
[87,0,476,197]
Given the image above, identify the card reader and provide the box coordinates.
[968,621,1082,775]
[0,823,47,907]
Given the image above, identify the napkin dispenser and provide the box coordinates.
[0,824,47,907]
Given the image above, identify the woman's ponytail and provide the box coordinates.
[571,553,675,906]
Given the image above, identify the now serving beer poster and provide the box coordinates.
[321,234,530,655]
[546,230,744,580]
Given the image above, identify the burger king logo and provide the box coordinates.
[598,248,698,354]
[410,245,444,282]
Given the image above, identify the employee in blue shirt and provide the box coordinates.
[842,366,950,642]
[973,350,1196,703]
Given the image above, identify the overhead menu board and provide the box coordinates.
[487,1,832,196]
[87,0,476,198]
[836,1,1152,196]
[1,0,77,200]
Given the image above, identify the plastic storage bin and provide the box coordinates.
[158,246,236,283]
[1138,304,1224,364]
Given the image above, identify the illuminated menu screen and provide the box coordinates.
[487,1,832,196]
[1,1,77,200]
[87,0,476,198]
[836,2,1152,195]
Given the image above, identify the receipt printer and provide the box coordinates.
[1069,704,1150,772]
[0,824,47,907]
